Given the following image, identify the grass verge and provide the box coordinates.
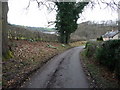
[80,49,119,88]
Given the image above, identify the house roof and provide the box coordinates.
[102,30,120,38]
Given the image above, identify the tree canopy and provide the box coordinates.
[55,2,88,43]
[28,0,119,44]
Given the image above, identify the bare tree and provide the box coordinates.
[26,0,119,27]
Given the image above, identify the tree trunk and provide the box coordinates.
[59,32,65,44]
[0,2,2,59]
[1,2,8,56]
[59,32,70,44]
[65,33,70,44]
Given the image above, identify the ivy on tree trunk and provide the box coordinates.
[55,1,88,44]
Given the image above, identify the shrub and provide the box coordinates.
[97,36,103,41]
[84,41,101,58]
[96,40,120,76]
[114,46,120,80]
[85,42,94,57]
[85,40,120,80]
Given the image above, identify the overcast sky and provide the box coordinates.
[8,0,119,28]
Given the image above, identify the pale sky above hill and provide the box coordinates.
[8,0,119,28]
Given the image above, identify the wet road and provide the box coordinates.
[21,46,89,88]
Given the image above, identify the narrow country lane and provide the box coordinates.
[21,46,89,88]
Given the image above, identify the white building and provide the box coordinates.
[102,30,120,41]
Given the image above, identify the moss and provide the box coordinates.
[61,44,65,47]
[20,37,26,40]
[47,44,58,49]
[3,50,14,60]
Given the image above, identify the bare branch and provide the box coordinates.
[26,0,32,9]
[96,0,102,9]
[100,0,118,10]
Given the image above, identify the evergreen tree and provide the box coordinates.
[55,2,88,44]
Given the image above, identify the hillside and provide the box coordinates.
[8,24,56,32]
[8,24,58,42]
[8,22,118,42]
[70,21,118,41]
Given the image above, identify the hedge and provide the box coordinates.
[85,40,120,80]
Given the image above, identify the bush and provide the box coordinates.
[96,40,120,79]
[85,40,120,80]
[97,36,103,41]
[114,46,120,80]
[84,41,101,58]
[85,42,94,57]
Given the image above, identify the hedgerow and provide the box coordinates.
[85,40,120,80]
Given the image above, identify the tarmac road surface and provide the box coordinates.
[21,46,89,88]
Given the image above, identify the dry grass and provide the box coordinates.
[69,41,87,47]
